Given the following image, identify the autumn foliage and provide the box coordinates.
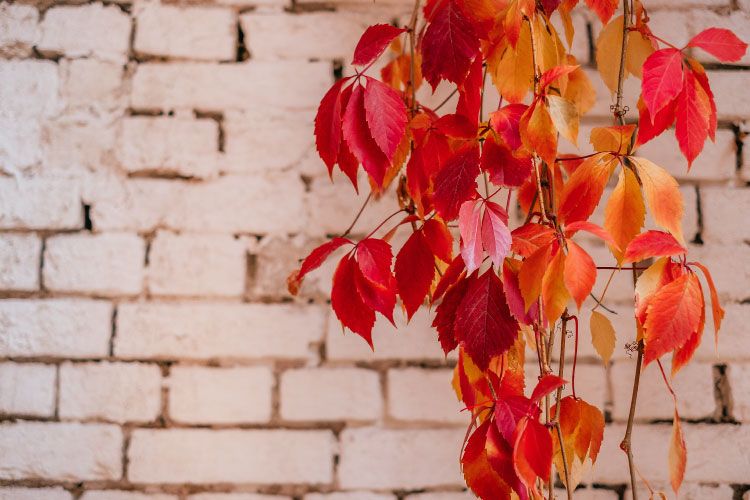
[288,0,746,497]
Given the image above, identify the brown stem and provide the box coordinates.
[613,0,631,125]
[408,0,421,117]
[341,192,373,237]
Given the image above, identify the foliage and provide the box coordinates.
[288,0,746,497]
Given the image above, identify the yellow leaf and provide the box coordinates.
[521,100,558,166]
[590,124,636,154]
[542,247,569,323]
[595,15,625,95]
[631,156,685,244]
[590,310,616,365]
[547,95,579,146]
[669,409,687,494]
[563,58,597,116]
[491,24,534,103]
[626,30,655,78]
[531,14,564,74]
[604,166,645,262]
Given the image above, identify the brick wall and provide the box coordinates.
[0,0,748,499]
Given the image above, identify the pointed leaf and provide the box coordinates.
[604,167,645,262]
[530,374,566,404]
[433,145,480,220]
[423,218,454,263]
[632,157,685,243]
[564,240,596,309]
[687,27,748,63]
[482,201,512,269]
[315,78,351,170]
[459,199,484,274]
[395,231,436,319]
[669,410,687,494]
[641,48,685,118]
[513,416,553,489]
[364,77,408,160]
[542,246,569,323]
[342,84,390,186]
[590,310,616,365]
[352,24,407,66]
[331,255,376,347]
[288,237,352,295]
[421,0,479,87]
[558,153,616,224]
[585,0,617,24]
[624,230,686,263]
[675,69,710,167]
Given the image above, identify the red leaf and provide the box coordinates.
[511,223,556,258]
[342,84,390,186]
[669,410,687,494]
[314,77,352,171]
[494,394,533,443]
[558,153,616,224]
[459,199,483,274]
[563,240,596,309]
[352,24,407,66]
[641,48,685,118]
[482,201,512,269]
[457,55,483,126]
[584,0,618,24]
[422,218,453,263]
[643,273,703,364]
[691,261,724,342]
[687,27,748,63]
[675,69,710,167]
[395,231,436,319]
[363,77,407,161]
[433,145,480,220]
[459,199,511,274]
[538,64,579,91]
[421,0,480,88]
[455,270,519,371]
[355,266,397,324]
[356,238,395,289]
[433,254,466,301]
[489,104,527,150]
[502,261,539,325]
[513,416,553,490]
[331,255,376,347]
[433,274,469,355]
[624,230,686,263]
[564,220,618,248]
[288,237,352,295]
[636,96,676,146]
[530,374,566,404]
[481,135,532,187]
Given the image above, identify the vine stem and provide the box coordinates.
[552,312,573,500]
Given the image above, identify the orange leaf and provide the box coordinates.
[604,166,645,262]
[624,230,686,263]
[521,100,558,166]
[643,272,703,364]
[590,310,616,365]
[519,243,553,310]
[542,245,569,323]
[691,261,724,342]
[631,156,685,244]
[590,125,636,154]
[563,240,596,309]
[558,153,617,224]
[513,416,553,491]
[669,409,687,494]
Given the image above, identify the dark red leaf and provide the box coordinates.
[433,145,481,220]
[636,95,676,146]
[481,135,532,187]
[356,238,395,289]
[352,24,407,66]
[395,231,436,319]
[432,273,469,355]
[314,77,352,171]
[422,218,453,263]
[530,374,566,403]
[331,255,376,347]
[455,270,520,371]
[421,0,480,88]
[433,254,466,300]
[457,55,483,126]
[299,237,352,281]
[489,104,527,150]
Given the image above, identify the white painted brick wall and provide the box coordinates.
[168,365,274,424]
[134,4,236,62]
[44,233,145,296]
[0,0,747,498]
[58,361,162,423]
[280,368,382,422]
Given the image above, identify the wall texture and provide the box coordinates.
[0,0,748,499]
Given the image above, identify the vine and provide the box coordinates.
[288,0,746,497]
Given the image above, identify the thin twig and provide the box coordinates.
[341,192,373,237]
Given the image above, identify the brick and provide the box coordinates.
[128,429,334,484]
[280,368,381,422]
[646,10,692,48]
[0,299,112,358]
[131,61,331,112]
[647,0,727,6]
[326,308,449,362]
[709,70,750,120]
[727,363,750,422]
[0,178,81,230]
[168,365,273,424]
[591,423,750,483]
[240,12,376,61]
[403,494,473,500]
[635,129,736,182]
[688,243,750,301]
[116,302,325,361]
[0,422,122,481]
[0,363,56,417]
[147,232,246,298]
[222,108,313,174]
[189,495,291,500]
[625,482,734,500]
[387,368,463,424]
[38,4,131,61]
[86,174,306,234]
[339,428,464,489]
[60,59,125,114]
[59,362,162,423]
[0,488,72,500]
[44,233,145,296]
[584,68,640,119]
[610,361,715,421]
[305,494,395,500]
[250,234,326,300]
[526,363,608,411]
[41,117,117,175]
[696,303,750,362]
[0,4,39,57]
[701,188,750,244]
[0,60,58,119]
[81,493,177,500]
[0,234,41,291]
[117,116,219,178]
[0,117,42,171]
[134,4,235,61]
